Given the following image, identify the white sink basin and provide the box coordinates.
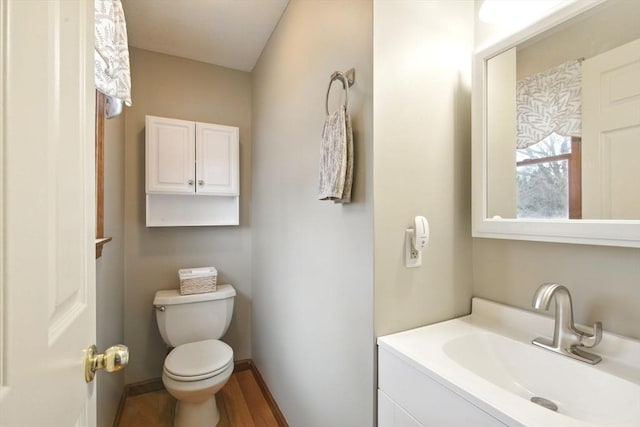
[444,331,640,425]
[377,298,640,427]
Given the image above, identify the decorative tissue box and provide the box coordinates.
[178,267,217,295]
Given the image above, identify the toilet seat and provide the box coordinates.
[164,339,233,382]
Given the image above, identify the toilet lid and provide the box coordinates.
[164,340,233,381]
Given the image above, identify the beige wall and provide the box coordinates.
[124,48,252,383]
[373,0,475,337]
[473,1,640,341]
[473,0,567,51]
[96,112,125,427]
[473,239,640,339]
[251,0,374,425]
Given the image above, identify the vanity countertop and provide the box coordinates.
[378,298,640,427]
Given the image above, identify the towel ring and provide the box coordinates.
[325,68,355,116]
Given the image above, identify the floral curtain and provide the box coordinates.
[516,60,582,149]
[95,0,132,114]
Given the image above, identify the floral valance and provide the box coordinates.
[95,0,132,113]
[516,60,582,149]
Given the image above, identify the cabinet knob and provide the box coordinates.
[198,180,205,186]
[188,180,194,185]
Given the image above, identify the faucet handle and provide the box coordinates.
[578,321,602,348]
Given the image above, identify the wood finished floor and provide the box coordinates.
[119,369,282,427]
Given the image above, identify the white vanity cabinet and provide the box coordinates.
[145,115,240,227]
[377,346,508,427]
[378,389,422,427]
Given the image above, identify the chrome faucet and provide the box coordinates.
[531,283,603,364]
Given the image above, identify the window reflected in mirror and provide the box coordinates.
[516,133,581,219]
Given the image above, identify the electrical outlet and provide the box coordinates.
[405,229,422,268]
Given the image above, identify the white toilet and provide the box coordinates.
[153,284,236,427]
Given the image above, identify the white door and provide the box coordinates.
[1,0,98,425]
[146,116,196,194]
[582,38,640,219]
[195,123,240,195]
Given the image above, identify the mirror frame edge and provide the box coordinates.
[471,0,640,248]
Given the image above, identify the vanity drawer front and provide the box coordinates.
[378,389,422,427]
[378,347,507,427]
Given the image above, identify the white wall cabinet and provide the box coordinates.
[146,116,196,194]
[145,115,240,227]
[195,122,240,195]
[146,116,239,196]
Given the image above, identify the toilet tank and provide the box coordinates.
[153,284,236,347]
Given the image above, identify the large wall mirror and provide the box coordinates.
[472,0,640,247]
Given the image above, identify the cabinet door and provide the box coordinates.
[146,116,196,194]
[379,390,424,427]
[378,348,508,427]
[195,122,239,195]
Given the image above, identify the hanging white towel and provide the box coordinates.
[318,105,353,203]
[95,0,132,107]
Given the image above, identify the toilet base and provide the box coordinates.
[174,394,220,427]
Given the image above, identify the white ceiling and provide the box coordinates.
[123,0,289,72]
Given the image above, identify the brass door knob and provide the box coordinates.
[84,344,129,383]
